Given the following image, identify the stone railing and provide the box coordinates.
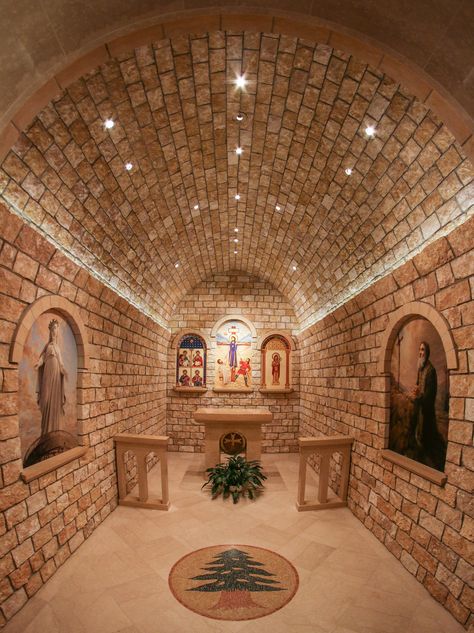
[114,433,170,510]
[296,435,354,511]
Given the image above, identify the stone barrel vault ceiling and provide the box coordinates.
[0,31,473,329]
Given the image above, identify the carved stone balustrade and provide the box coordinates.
[114,433,170,510]
[296,435,354,511]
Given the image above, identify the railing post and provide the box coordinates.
[113,434,170,510]
[297,450,307,507]
[318,453,330,504]
[296,435,354,511]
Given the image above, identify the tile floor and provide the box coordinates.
[4,454,465,633]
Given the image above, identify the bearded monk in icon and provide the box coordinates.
[409,341,446,470]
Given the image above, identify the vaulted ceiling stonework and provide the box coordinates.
[0,31,472,329]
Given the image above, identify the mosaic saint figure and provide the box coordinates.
[35,319,66,436]
[193,350,203,366]
[217,358,230,385]
[179,369,190,386]
[228,336,238,369]
[192,370,203,387]
[235,358,251,387]
[179,350,191,367]
[272,353,281,385]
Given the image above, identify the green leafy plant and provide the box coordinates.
[202,455,267,504]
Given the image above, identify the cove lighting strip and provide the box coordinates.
[1,193,171,332]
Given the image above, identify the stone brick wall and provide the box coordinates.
[298,217,473,627]
[0,202,169,624]
[1,32,472,329]
[168,272,300,453]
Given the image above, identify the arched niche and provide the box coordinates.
[173,331,208,391]
[10,295,90,481]
[379,301,458,484]
[259,331,296,393]
[10,295,89,368]
[378,302,457,374]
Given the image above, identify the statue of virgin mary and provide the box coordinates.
[35,319,66,436]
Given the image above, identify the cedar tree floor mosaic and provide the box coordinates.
[3,454,466,633]
[168,544,299,620]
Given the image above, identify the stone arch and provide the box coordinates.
[259,331,295,391]
[10,294,89,369]
[170,329,210,351]
[210,314,257,340]
[378,301,458,375]
[0,10,472,165]
[257,330,297,351]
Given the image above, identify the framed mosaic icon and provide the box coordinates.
[176,334,207,389]
[214,319,254,391]
[260,333,293,392]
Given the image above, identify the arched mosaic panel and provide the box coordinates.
[261,334,292,391]
[176,334,207,388]
[213,319,254,391]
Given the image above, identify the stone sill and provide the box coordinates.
[172,387,207,394]
[259,388,294,394]
[21,446,89,483]
[212,387,253,393]
[381,449,447,486]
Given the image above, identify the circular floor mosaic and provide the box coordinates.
[168,544,299,621]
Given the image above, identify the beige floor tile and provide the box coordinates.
[2,454,465,633]
[336,604,411,633]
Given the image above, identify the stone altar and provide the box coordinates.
[193,407,272,470]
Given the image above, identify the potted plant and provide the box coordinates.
[202,455,267,503]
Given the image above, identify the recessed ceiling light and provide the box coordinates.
[175,262,179,268]
[292,265,297,271]
[235,194,240,200]
[234,250,238,254]
[345,168,353,176]
[234,238,238,243]
[276,205,281,211]
[125,162,133,171]
[236,113,245,122]
[193,204,199,210]
[235,147,243,155]
[365,125,376,137]
[234,227,239,233]
[104,119,115,129]
[235,75,247,89]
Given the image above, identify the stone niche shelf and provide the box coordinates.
[21,446,89,483]
[172,386,207,394]
[381,449,447,486]
[212,387,253,393]
[259,388,294,394]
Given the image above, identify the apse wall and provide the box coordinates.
[168,272,299,453]
[298,217,473,626]
[0,202,169,623]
